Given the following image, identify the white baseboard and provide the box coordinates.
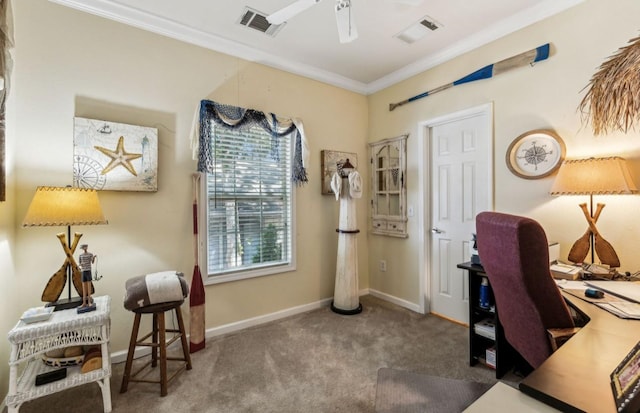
[111,295,336,364]
[203,296,335,340]
[108,288,420,365]
[368,288,422,313]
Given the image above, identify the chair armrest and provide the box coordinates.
[547,327,581,352]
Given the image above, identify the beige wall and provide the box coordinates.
[1,0,368,399]
[4,0,640,404]
[367,0,640,305]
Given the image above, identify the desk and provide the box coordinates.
[464,382,560,412]
[7,296,112,413]
[520,291,640,413]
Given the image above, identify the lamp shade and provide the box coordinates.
[550,157,639,196]
[23,186,108,227]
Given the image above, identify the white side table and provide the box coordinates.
[7,295,112,413]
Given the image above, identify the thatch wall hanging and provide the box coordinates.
[579,35,640,135]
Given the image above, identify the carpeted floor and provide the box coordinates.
[7,295,502,413]
[375,368,493,413]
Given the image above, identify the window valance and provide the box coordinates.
[190,100,309,185]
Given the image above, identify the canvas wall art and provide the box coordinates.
[320,150,357,195]
[73,117,158,191]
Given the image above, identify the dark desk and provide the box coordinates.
[520,291,640,413]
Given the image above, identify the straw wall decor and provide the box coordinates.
[579,34,640,135]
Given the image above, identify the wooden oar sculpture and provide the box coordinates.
[40,232,93,303]
[389,43,551,111]
[579,203,620,268]
[567,203,604,264]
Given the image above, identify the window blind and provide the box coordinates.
[206,125,292,275]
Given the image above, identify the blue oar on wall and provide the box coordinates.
[389,43,551,111]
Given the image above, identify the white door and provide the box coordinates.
[429,110,491,323]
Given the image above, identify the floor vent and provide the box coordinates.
[238,7,285,37]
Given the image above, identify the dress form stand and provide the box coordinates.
[330,159,362,315]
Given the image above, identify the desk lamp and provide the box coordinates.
[22,186,108,311]
[550,157,638,267]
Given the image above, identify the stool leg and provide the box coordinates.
[158,311,168,396]
[120,313,142,393]
[175,306,193,370]
[152,312,158,368]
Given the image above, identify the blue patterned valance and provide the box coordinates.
[190,100,309,185]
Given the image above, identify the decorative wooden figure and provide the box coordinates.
[330,159,362,314]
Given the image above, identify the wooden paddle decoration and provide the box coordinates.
[190,172,206,353]
[41,232,93,302]
[389,43,551,111]
[567,203,604,264]
[41,262,68,302]
[579,203,620,268]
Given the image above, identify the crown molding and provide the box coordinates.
[366,0,586,93]
[49,0,584,96]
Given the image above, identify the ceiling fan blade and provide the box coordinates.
[267,0,322,25]
[335,0,358,43]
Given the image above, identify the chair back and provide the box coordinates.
[476,211,574,369]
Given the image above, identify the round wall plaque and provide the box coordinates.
[506,129,566,179]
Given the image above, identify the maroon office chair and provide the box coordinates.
[475,211,580,369]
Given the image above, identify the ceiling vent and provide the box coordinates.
[237,7,285,37]
[395,15,442,44]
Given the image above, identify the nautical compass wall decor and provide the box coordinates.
[73,117,158,191]
[506,129,565,179]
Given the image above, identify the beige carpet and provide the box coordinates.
[375,368,492,413]
[5,295,499,413]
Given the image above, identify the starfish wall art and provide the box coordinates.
[73,117,158,191]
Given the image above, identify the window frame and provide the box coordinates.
[199,129,297,285]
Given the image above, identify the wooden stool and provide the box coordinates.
[120,300,192,396]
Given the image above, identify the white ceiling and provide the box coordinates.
[50,0,584,94]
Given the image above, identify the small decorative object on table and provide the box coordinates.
[611,340,640,413]
[20,307,54,324]
[77,244,97,313]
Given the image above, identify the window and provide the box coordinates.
[204,125,295,283]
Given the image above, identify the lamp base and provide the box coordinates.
[46,296,83,312]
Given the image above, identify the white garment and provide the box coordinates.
[348,171,362,199]
[330,172,342,201]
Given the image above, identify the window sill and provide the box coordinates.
[203,262,296,285]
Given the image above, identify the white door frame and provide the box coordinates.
[417,103,494,314]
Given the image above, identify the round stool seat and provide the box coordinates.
[132,300,184,314]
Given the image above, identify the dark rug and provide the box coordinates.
[375,368,493,413]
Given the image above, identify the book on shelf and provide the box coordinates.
[474,318,495,340]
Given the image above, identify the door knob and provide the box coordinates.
[431,227,444,234]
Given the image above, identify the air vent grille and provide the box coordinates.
[420,18,439,31]
[237,7,285,37]
[395,15,442,44]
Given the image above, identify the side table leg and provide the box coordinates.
[97,377,112,413]
[100,327,112,412]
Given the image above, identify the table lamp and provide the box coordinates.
[22,186,108,310]
[550,157,638,267]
